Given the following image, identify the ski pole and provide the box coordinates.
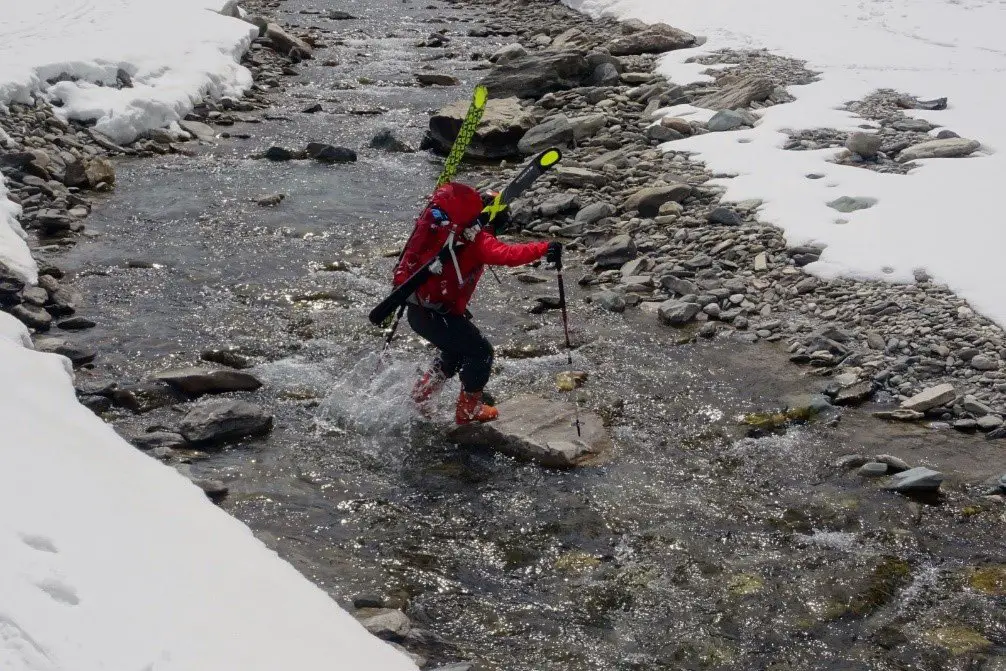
[383,303,406,352]
[555,262,582,437]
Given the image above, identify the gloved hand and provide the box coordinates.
[546,241,563,270]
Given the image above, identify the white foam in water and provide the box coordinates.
[563,0,1006,326]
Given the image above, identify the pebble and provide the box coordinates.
[885,466,944,492]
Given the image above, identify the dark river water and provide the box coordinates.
[44,0,1006,668]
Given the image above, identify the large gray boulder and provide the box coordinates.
[607,25,696,56]
[901,384,956,412]
[518,115,573,154]
[448,395,610,468]
[264,23,312,59]
[425,97,534,159]
[179,399,273,446]
[479,51,592,100]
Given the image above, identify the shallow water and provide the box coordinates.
[44,0,1006,668]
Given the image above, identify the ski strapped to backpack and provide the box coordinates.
[368,147,563,327]
[437,85,488,188]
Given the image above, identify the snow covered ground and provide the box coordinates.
[0,314,418,671]
[0,3,417,670]
[565,0,1006,325]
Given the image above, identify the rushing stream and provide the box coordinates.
[43,0,1006,668]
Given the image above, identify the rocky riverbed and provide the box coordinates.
[2,0,1005,668]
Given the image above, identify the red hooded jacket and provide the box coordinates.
[393,182,548,315]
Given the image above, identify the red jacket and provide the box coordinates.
[394,183,548,315]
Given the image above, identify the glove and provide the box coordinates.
[546,241,563,270]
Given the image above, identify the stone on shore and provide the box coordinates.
[425,97,534,159]
[479,51,592,99]
[622,184,691,217]
[606,25,696,56]
[901,384,956,412]
[518,115,573,154]
[448,395,610,468]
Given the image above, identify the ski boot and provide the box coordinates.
[411,369,445,416]
[455,390,499,425]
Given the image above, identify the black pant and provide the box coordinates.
[407,304,494,392]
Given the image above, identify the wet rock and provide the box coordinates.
[832,380,873,406]
[431,665,476,671]
[10,304,52,330]
[591,234,636,269]
[130,431,188,450]
[369,128,415,153]
[658,300,701,326]
[153,366,262,396]
[448,394,610,468]
[901,384,956,412]
[352,595,384,609]
[623,184,691,217]
[834,454,868,469]
[693,76,774,110]
[875,454,911,473]
[706,110,749,132]
[264,146,296,161]
[426,97,534,159]
[306,143,357,164]
[596,290,626,313]
[256,194,285,207]
[357,608,412,641]
[58,317,96,333]
[179,399,273,446]
[113,381,188,413]
[897,138,980,162]
[200,348,253,369]
[607,25,696,56]
[301,103,323,114]
[415,73,459,87]
[34,337,95,366]
[80,395,112,414]
[885,467,944,492]
[846,132,882,158]
[859,462,888,477]
[518,115,573,154]
[985,424,1006,440]
[328,10,356,19]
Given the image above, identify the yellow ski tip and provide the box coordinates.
[474,85,489,107]
[540,149,561,168]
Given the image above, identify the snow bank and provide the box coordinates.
[0,0,257,144]
[0,312,418,670]
[1,0,257,282]
[565,0,1006,325]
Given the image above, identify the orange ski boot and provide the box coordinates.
[411,369,445,416]
[455,390,499,425]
